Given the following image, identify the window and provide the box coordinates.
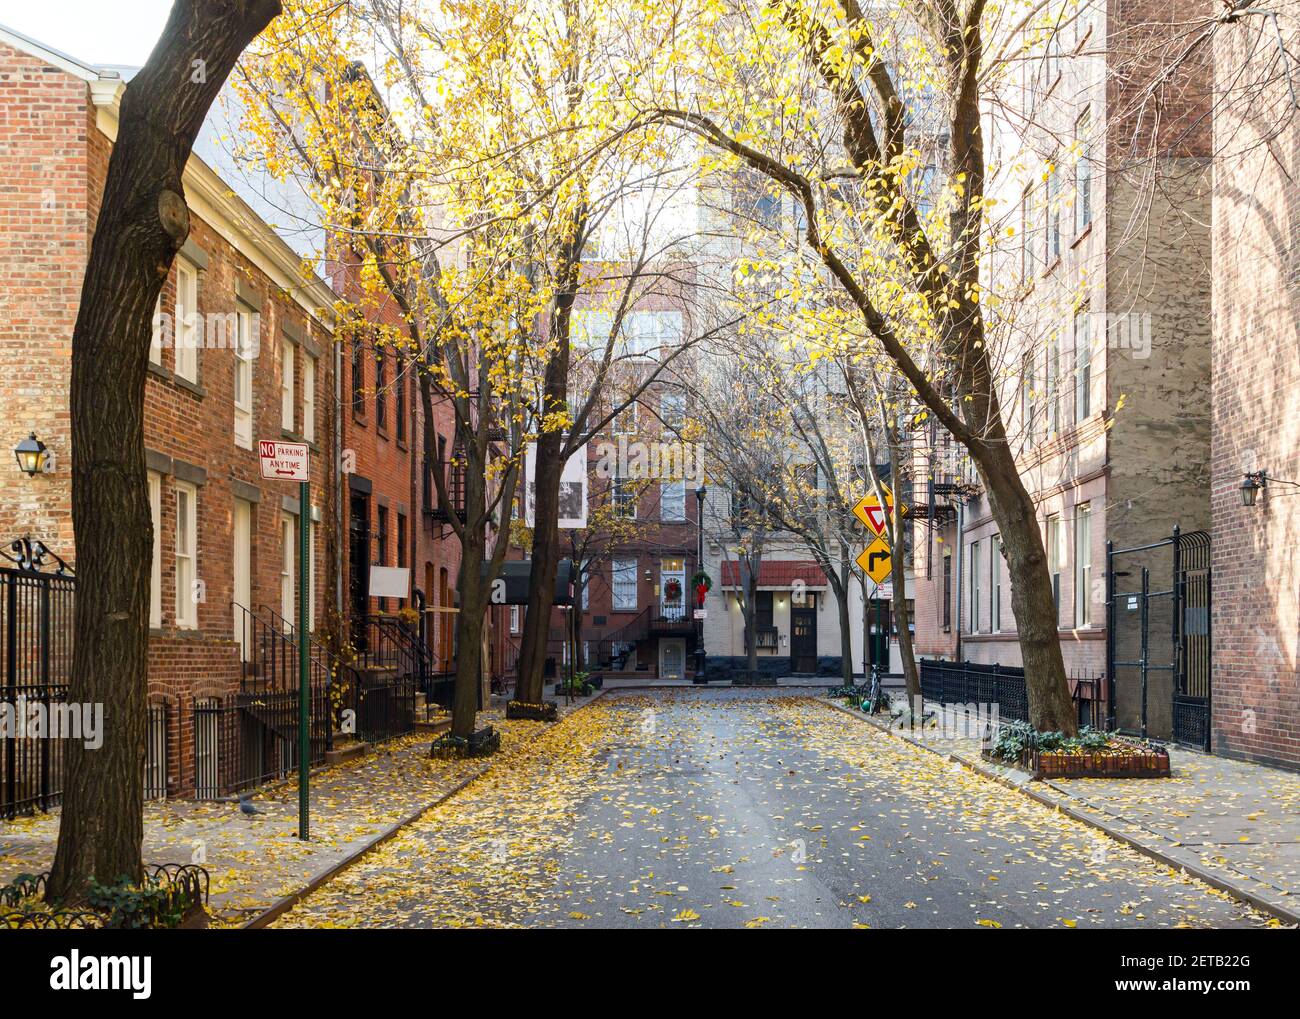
[1046,333,1060,434]
[1046,514,1062,622]
[1047,165,1061,264]
[174,481,197,628]
[280,339,295,431]
[397,511,407,606]
[148,471,162,629]
[613,478,637,518]
[942,549,952,632]
[1020,191,1033,282]
[280,513,295,626]
[1021,349,1037,448]
[622,310,682,359]
[377,505,389,611]
[375,347,388,430]
[969,539,982,633]
[612,400,637,436]
[174,260,198,383]
[612,558,638,611]
[395,358,406,444]
[510,605,521,633]
[1075,109,1093,234]
[991,537,1003,632]
[660,480,686,522]
[303,354,317,443]
[1074,308,1091,422]
[1075,503,1092,627]
[234,307,254,448]
[351,336,366,417]
[150,293,165,366]
[581,559,591,610]
[661,390,686,432]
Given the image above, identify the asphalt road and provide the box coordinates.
[276,689,1269,929]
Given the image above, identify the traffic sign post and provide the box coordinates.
[260,440,311,840]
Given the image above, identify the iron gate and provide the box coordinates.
[1106,527,1211,749]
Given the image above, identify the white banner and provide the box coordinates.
[525,441,587,529]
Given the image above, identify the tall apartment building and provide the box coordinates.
[911,2,1214,741]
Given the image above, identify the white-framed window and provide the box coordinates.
[1075,503,1092,628]
[581,559,591,611]
[509,605,521,633]
[1046,514,1062,622]
[612,400,637,436]
[174,260,198,383]
[622,310,682,359]
[303,354,317,443]
[661,480,686,522]
[150,293,165,366]
[148,471,162,629]
[991,535,1002,632]
[613,478,637,518]
[174,480,197,628]
[1074,308,1091,422]
[612,558,638,611]
[234,307,254,448]
[969,538,982,633]
[280,339,295,431]
[280,513,295,626]
[1075,108,1093,235]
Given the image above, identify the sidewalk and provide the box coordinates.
[0,699,596,927]
[826,698,1300,925]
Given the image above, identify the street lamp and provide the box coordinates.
[14,433,46,476]
[1239,471,1266,507]
[693,485,707,684]
[1240,470,1300,507]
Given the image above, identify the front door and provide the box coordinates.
[659,638,686,680]
[660,558,686,621]
[790,592,817,674]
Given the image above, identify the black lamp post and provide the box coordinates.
[693,484,707,683]
[14,433,46,476]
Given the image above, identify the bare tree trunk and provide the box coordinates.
[47,0,280,904]
[450,514,486,740]
[832,555,854,686]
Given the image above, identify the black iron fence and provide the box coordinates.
[193,682,331,799]
[919,659,1103,730]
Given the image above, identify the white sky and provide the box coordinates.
[0,0,174,67]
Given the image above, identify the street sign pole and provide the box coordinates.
[298,477,310,841]
[259,440,313,841]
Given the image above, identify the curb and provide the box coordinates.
[821,697,1300,927]
[243,691,607,929]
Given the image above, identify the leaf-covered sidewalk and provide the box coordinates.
[834,699,1300,924]
[0,704,588,926]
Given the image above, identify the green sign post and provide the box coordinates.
[259,438,312,840]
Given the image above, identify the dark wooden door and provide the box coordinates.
[790,602,817,674]
[348,490,370,649]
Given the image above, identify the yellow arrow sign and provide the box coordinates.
[855,536,893,585]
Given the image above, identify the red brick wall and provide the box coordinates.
[1210,18,1300,770]
[0,42,91,548]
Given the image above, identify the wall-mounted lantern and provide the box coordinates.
[14,433,47,477]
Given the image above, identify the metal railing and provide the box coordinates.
[919,658,1103,729]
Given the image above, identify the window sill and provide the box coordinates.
[1070,223,1093,249]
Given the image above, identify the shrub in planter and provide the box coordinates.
[506,699,559,722]
[985,722,1170,779]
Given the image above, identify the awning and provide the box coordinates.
[719,560,828,590]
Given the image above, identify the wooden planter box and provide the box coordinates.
[984,742,1170,780]
[506,700,558,722]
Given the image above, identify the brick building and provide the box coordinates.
[0,26,343,795]
[1209,13,1300,770]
